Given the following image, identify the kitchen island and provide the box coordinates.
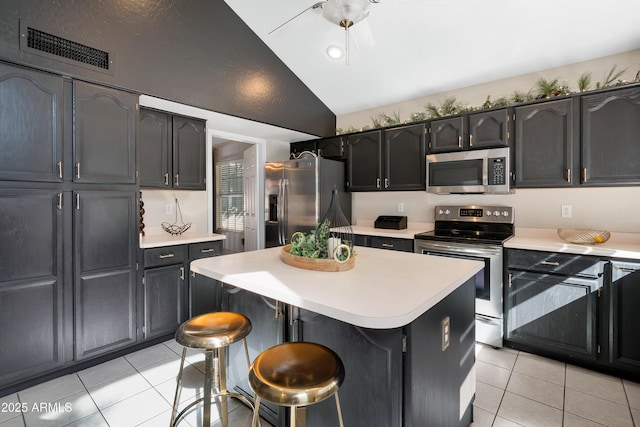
[191,246,483,427]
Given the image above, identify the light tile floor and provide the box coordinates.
[1,341,638,426]
[472,344,640,427]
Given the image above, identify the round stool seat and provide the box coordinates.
[175,312,251,350]
[249,342,345,407]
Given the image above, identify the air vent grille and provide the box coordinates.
[26,27,110,70]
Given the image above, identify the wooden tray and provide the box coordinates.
[280,244,355,272]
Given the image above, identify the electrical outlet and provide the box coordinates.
[561,205,572,218]
[441,316,450,351]
[397,202,404,213]
[166,203,173,215]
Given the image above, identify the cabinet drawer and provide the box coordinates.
[144,245,187,268]
[189,241,223,260]
[507,249,604,277]
[369,236,414,253]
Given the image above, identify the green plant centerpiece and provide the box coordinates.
[289,219,353,262]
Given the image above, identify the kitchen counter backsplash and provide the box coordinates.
[140,226,226,249]
[506,227,640,260]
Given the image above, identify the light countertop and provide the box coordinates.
[190,246,482,329]
[350,219,433,240]
[140,230,226,249]
[506,228,640,260]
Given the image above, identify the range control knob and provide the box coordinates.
[438,209,444,215]
[502,211,510,217]
[493,210,500,216]
[444,209,451,215]
[487,211,492,216]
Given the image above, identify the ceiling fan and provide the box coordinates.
[268,0,382,64]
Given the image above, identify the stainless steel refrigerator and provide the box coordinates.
[265,156,351,248]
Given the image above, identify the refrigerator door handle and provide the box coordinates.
[282,178,289,244]
[277,179,284,245]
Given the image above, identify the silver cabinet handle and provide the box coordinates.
[583,168,588,183]
[458,135,462,148]
[566,168,571,183]
[384,178,389,188]
[376,177,381,189]
[164,173,169,186]
[57,193,63,210]
[57,162,63,179]
[469,134,474,147]
[159,253,175,259]
[200,248,215,253]
[382,243,394,248]
[179,266,184,280]
[75,162,80,179]
[175,174,180,186]
[541,261,560,266]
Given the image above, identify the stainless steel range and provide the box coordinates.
[414,205,514,347]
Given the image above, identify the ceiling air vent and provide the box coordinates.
[20,22,112,73]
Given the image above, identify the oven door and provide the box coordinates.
[414,240,503,320]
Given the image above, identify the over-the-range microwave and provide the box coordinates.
[426,147,512,194]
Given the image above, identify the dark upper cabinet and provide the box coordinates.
[0,189,68,389]
[0,63,64,183]
[173,115,206,189]
[290,140,317,158]
[607,261,640,375]
[581,87,640,186]
[514,98,578,187]
[346,130,382,191]
[384,123,426,191]
[74,81,137,184]
[429,109,511,153]
[139,108,170,188]
[74,190,137,360]
[347,125,425,191]
[317,136,346,160]
[139,109,206,190]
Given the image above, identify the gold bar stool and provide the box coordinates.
[171,312,254,427]
[248,342,345,427]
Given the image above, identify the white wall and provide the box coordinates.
[339,49,640,233]
[141,190,208,235]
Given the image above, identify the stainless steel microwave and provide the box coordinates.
[426,147,512,194]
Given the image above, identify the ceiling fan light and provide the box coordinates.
[322,0,371,27]
[326,45,344,59]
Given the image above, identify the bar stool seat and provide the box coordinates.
[171,312,255,427]
[248,342,345,427]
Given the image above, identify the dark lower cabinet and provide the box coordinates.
[143,265,184,339]
[354,234,414,253]
[608,261,640,375]
[188,241,223,317]
[74,191,138,360]
[223,286,286,427]
[0,189,68,388]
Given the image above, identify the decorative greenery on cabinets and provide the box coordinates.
[337,65,640,135]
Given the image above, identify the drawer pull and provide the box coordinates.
[382,243,394,248]
[159,253,175,259]
[540,261,560,266]
[200,248,215,253]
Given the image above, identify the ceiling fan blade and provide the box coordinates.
[268,1,326,35]
[350,20,375,50]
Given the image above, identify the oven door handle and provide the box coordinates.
[417,241,502,256]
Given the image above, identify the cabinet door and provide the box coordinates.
[189,241,223,317]
[74,81,137,184]
[144,265,184,339]
[290,140,317,158]
[346,130,382,191]
[222,286,286,427]
[428,116,466,153]
[172,115,205,189]
[317,136,345,160]
[505,270,599,360]
[295,308,403,427]
[139,108,170,188]
[0,190,67,388]
[369,236,414,253]
[384,123,426,190]
[582,87,640,185]
[515,99,577,187]
[469,109,511,149]
[608,261,640,374]
[74,191,137,360]
[0,64,64,183]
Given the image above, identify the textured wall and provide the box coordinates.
[0,0,335,136]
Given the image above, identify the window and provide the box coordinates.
[215,161,244,232]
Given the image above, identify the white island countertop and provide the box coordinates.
[190,246,482,329]
[505,228,640,260]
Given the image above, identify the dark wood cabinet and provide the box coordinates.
[74,191,138,360]
[346,129,382,191]
[607,261,640,375]
[73,81,137,184]
[505,249,605,361]
[317,136,345,160]
[139,108,170,188]
[0,63,64,183]
[354,234,413,253]
[347,125,425,192]
[188,241,223,317]
[138,108,206,190]
[290,140,317,158]
[429,109,511,153]
[581,87,640,186]
[514,98,578,187]
[0,189,68,388]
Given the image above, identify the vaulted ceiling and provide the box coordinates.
[225,0,640,116]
